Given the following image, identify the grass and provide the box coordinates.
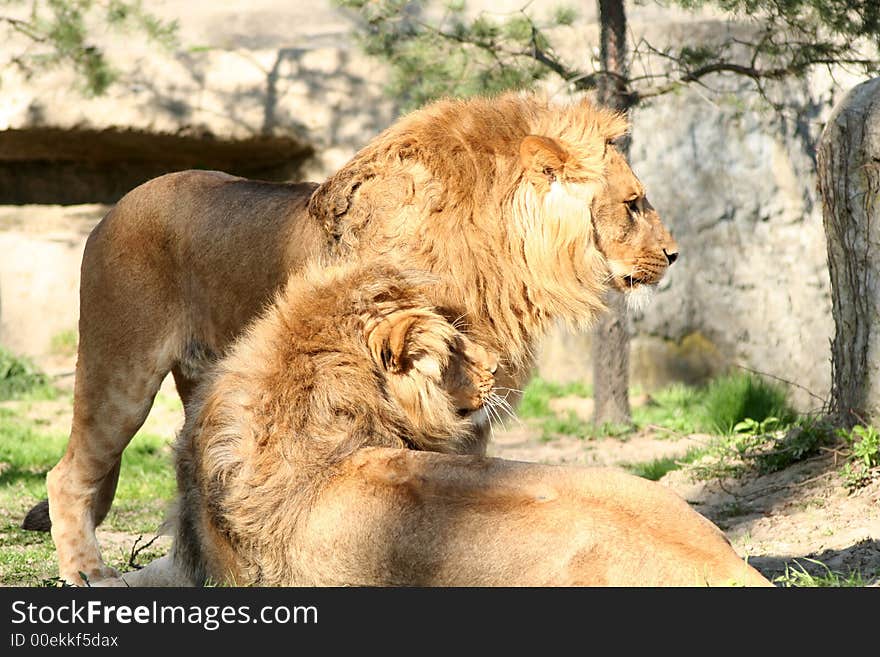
[518,378,592,419]
[700,374,796,435]
[685,415,834,482]
[0,347,57,401]
[623,447,707,481]
[838,425,880,491]
[0,361,866,583]
[523,371,825,483]
[525,371,798,446]
[50,329,78,357]
[0,380,179,585]
[774,559,876,587]
[632,383,705,434]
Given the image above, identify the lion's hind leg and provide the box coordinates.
[46,340,174,585]
[44,209,187,585]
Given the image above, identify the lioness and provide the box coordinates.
[33,92,679,584]
[141,448,768,587]
[172,259,500,585]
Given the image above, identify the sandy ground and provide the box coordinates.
[487,404,880,584]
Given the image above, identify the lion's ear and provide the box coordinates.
[307,166,368,240]
[367,314,419,374]
[519,135,569,184]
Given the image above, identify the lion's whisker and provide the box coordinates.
[492,397,520,425]
[484,404,497,441]
[486,392,520,427]
[451,312,471,330]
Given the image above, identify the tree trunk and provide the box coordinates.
[817,77,880,427]
[592,0,633,425]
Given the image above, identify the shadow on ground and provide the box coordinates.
[750,538,880,584]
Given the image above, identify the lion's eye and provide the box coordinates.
[625,199,640,215]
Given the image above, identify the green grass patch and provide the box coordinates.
[701,374,796,435]
[837,424,880,491]
[520,373,823,482]
[632,383,705,434]
[518,378,592,419]
[0,347,57,401]
[0,399,177,584]
[50,329,78,357]
[537,411,589,441]
[685,416,834,482]
[774,558,875,587]
[535,414,629,442]
[624,446,707,481]
[524,372,798,446]
[633,373,796,437]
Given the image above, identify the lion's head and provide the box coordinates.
[591,147,678,292]
[309,92,678,372]
[519,133,678,295]
[363,304,498,452]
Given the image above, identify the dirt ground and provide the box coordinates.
[487,402,880,584]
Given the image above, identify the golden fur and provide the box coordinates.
[114,259,768,588]
[119,445,771,587]
[36,92,678,584]
[173,260,499,585]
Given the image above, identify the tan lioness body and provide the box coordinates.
[35,93,679,584]
[119,448,770,587]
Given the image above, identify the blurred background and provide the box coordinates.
[1,0,871,408]
[1,1,878,586]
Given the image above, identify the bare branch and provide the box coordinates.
[0,15,46,42]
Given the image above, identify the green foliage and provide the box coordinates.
[50,329,77,356]
[671,1,880,47]
[0,393,177,583]
[773,558,874,587]
[624,447,706,480]
[523,372,797,448]
[701,374,796,435]
[632,383,705,434]
[519,377,633,441]
[686,416,833,481]
[0,347,56,401]
[1,0,179,95]
[552,5,577,27]
[631,373,795,437]
[339,0,880,109]
[837,425,880,491]
[336,0,567,110]
[518,377,592,419]
[537,410,589,441]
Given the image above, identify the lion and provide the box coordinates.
[30,92,679,584]
[117,447,774,587]
[108,260,767,588]
[170,258,500,585]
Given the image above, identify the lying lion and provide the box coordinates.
[111,259,768,588]
[172,259,502,585]
[120,447,774,587]
[34,92,679,584]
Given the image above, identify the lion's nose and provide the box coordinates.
[663,249,678,265]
